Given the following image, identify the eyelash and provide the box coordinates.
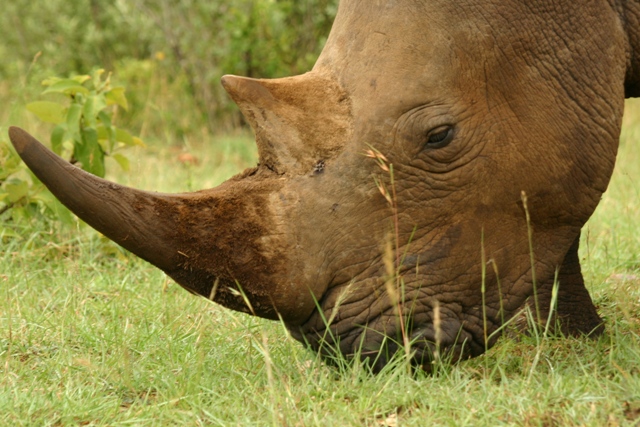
[425,126,454,148]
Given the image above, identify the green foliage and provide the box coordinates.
[0,131,74,229]
[0,0,338,138]
[122,0,337,132]
[27,69,143,176]
[1,69,141,225]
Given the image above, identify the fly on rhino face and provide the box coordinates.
[313,160,325,175]
[8,0,640,371]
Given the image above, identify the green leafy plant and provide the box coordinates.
[27,69,142,176]
[1,69,142,225]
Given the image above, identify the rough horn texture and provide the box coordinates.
[9,0,639,371]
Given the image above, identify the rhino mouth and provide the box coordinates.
[289,289,488,373]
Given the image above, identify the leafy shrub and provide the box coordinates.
[0,0,338,137]
[0,69,141,226]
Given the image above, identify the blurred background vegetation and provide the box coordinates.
[0,0,338,141]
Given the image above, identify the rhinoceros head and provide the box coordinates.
[10,0,640,370]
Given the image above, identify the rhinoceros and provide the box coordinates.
[9,0,640,371]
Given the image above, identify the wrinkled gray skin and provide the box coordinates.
[9,0,640,371]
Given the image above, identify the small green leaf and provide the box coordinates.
[112,153,130,172]
[26,101,66,124]
[105,87,129,110]
[71,74,91,84]
[66,103,82,139]
[34,190,75,224]
[42,79,90,96]
[82,94,107,129]
[91,69,105,89]
[75,128,105,177]
[4,178,29,203]
[114,128,144,147]
[0,141,22,180]
[97,111,115,152]
[97,110,112,129]
[83,96,96,128]
[96,125,108,140]
[51,124,66,155]
[41,77,62,87]
[114,128,133,145]
[97,136,109,153]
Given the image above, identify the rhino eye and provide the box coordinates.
[425,125,454,149]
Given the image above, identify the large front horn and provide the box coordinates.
[8,126,296,320]
[9,126,181,272]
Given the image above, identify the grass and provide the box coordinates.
[1,100,639,426]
